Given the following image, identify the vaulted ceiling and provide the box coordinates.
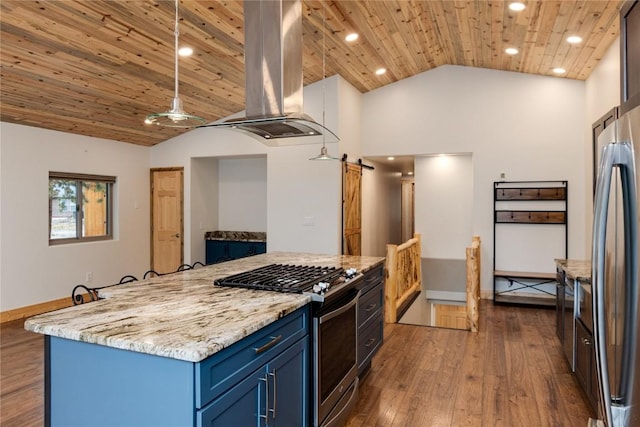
[0,1,623,146]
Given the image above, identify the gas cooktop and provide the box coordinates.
[214,264,358,302]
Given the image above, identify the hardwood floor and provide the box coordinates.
[0,319,43,427]
[0,303,594,426]
[347,303,595,427]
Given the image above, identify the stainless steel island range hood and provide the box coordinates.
[202,0,338,146]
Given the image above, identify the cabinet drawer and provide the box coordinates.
[197,337,308,427]
[358,313,383,372]
[196,366,263,427]
[196,306,309,408]
[358,264,384,295]
[358,282,383,328]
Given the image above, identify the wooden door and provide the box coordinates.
[343,163,362,256]
[434,304,468,330]
[151,168,184,274]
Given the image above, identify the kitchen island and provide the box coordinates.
[25,252,384,427]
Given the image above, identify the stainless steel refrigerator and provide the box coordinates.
[591,104,640,427]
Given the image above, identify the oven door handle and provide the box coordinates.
[318,290,361,325]
[321,377,359,427]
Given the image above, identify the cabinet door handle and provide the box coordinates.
[583,337,592,346]
[259,374,269,422]
[269,369,277,419]
[365,303,377,312]
[365,337,376,348]
[253,335,282,354]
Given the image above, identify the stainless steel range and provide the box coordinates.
[215,264,362,427]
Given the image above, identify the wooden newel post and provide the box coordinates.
[466,235,481,332]
[385,243,398,323]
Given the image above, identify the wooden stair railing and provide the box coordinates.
[466,235,481,332]
[384,233,422,323]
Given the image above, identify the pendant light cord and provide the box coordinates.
[321,1,326,149]
[173,0,180,98]
[144,0,206,126]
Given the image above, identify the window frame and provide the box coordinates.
[49,172,116,245]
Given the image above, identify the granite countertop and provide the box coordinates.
[205,230,266,242]
[25,252,384,363]
[555,259,591,283]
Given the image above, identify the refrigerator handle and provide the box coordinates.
[592,141,638,427]
[619,141,638,425]
[592,142,616,427]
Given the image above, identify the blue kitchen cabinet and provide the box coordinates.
[356,263,385,375]
[206,240,266,265]
[197,337,308,426]
[205,240,231,264]
[46,306,309,427]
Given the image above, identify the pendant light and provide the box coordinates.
[145,0,205,128]
[310,2,340,161]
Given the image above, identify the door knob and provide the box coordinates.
[175,233,180,238]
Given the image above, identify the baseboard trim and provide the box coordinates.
[424,290,466,302]
[480,290,493,300]
[1,297,73,323]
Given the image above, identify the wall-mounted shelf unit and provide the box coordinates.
[493,181,568,306]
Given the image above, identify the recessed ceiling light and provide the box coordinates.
[566,35,583,44]
[178,46,193,57]
[505,47,519,55]
[387,156,395,160]
[375,68,386,76]
[345,33,359,42]
[553,67,567,75]
[509,2,526,11]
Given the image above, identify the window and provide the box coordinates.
[49,172,115,244]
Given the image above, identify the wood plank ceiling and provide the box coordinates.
[0,1,623,146]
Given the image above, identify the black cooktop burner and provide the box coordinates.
[214,264,346,295]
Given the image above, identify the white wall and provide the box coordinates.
[586,37,621,124]
[584,37,621,248]
[0,123,151,311]
[361,160,402,257]
[151,77,346,259]
[218,157,267,232]
[414,154,473,259]
[362,65,587,295]
[151,128,268,262]
[190,157,219,264]
[337,76,363,161]
[266,144,342,254]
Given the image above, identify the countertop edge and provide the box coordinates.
[24,252,385,363]
[555,258,591,283]
[24,298,310,363]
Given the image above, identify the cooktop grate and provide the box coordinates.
[214,264,344,293]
